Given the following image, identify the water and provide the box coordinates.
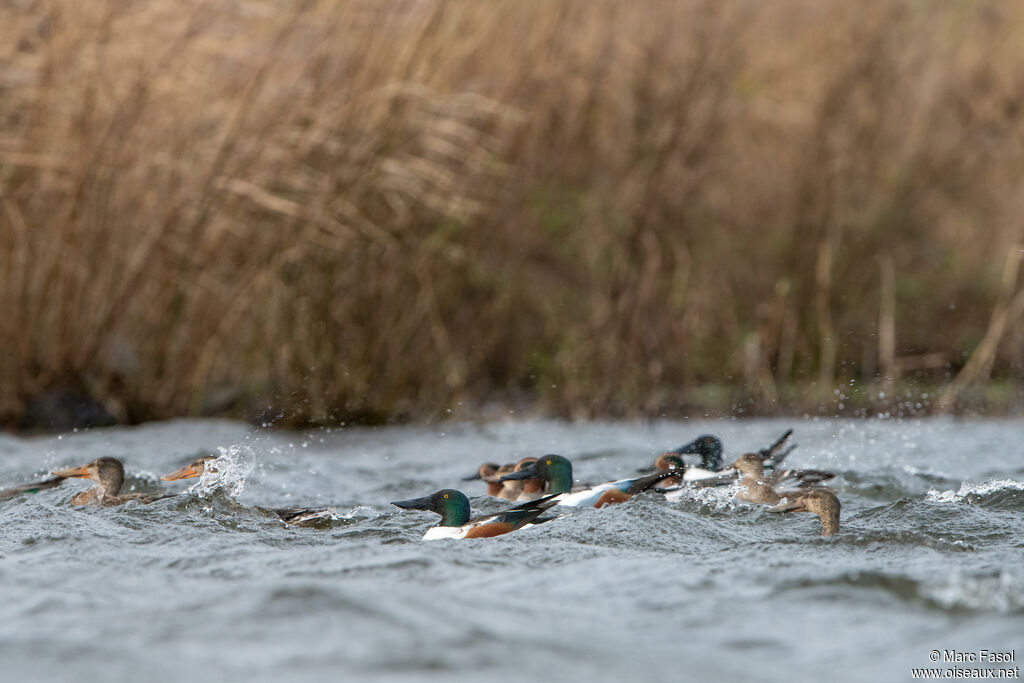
[1,418,1021,682]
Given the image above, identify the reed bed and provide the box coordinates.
[2,0,1024,426]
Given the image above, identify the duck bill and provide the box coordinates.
[768,499,807,514]
[461,472,483,481]
[499,465,538,482]
[50,464,91,479]
[391,495,434,511]
[161,464,201,481]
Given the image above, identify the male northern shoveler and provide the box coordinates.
[51,457,169,506]
[161,456,336,526]
[0,475,67,501]
[652,452,702,488]
[499,454,673,508]
[768,489,841,536]
[391,489,559,540]
[671,428,796,478]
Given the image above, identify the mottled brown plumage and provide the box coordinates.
[51,457,165,506]
[769,489,841,536]
[731,453,784,504]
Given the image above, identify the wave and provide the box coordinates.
[775,569,1024,614]
[926,479,1024,508]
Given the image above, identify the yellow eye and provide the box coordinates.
[443,494,449,499]
[546,460,551,465]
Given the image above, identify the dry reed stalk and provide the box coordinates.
[1,0,1024,424]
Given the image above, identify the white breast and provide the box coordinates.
[554,477,637,507]
[683,467,719,481]
[422,525,469,540]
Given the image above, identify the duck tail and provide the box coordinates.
[0,476,67,501]
[623,470,675,495]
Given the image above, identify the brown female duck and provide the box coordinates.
[161,456,335,526]
[723,453,835,504]
[51,457,167,506]
[768,489,841,536]
[462,462,505,497]
[463,458,542,501]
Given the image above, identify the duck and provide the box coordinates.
[50,457,169,506]
[461,462,505,497]
[652,452,702,488]
[161,456,336,526]
[511,458,545,502]
[671,428,796,478]
[0,475,67,501]
[768,489,841,536]
[463,458,541,501]
[391,489,560,540]
[728,453,834,505]
[499,454,673,508]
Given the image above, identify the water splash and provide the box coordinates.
[664,483,740,510]
[337,505,380,519]
[925,479,1024,504]
[187,444,256,498]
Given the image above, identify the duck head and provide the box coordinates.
[392,489,471,527]
[673,435,724,471]
[499,454,573,495]
[462,462,500,481]
[730,453,765,479]
[51,457,125,497]
[462,462,503,496]
[653,452,686,487]
[161,455,217,481]
[514,457,544,495]
[769,489,841,536]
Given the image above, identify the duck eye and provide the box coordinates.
[443,494,449,499]
[546,459,552,465]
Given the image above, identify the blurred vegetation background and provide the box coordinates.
[2,0,1024,428]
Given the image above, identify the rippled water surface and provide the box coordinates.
[1,418,1022,682]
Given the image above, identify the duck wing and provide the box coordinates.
[769,468,836,492]
[468,492,561,530]
[759,429,796,470]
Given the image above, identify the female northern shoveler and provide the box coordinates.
[670,428,796,478]
[768,489,841,536]
[51,457,168,506]
[463,458,541,501]
[727,453,835,505]
[161,456,336,526]
[499,454,672,508]
[462,462,504,497]
[511,457,545,502]
[391,489,559,540]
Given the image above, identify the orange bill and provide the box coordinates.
[161,464,201,481]
[50,464,91,478]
